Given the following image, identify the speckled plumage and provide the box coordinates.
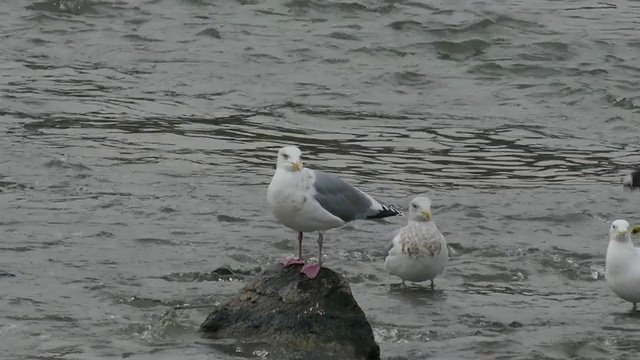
[384,196,448,288]
[399,222,444,259]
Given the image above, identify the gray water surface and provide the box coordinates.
[2,0,640,359]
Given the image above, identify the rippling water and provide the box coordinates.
[2,0,640,359]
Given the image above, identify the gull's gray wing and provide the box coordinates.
[311,170,400,222]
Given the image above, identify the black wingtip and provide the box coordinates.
[366,205,403,220]
[623,169,640,190]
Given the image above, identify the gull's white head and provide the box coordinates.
[276,146,303,172]
[408,196,432,222]
[610,219,631,242]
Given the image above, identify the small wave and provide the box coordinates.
[468,62,563,79]
[26,0,97,16]
[122,34,162,43]
[196,28,222,39]
[431,39,491,60]
[325,31,360,41]
[160,266,258,283]
[371,70,433,88]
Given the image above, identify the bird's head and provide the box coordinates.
[276,146,303,172]
[610,219,630,242]
[408,196,433,222]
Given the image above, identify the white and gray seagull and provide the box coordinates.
[606,219,640,311]
[267,145,401,279]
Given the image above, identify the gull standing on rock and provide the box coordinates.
[267,145,402,279]
[606,219,640,311]
[384,196,448,289]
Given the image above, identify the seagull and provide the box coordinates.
[384,196,449,289]
[623,169,640,190]
[605,219,640,311]
[267,145,401,279]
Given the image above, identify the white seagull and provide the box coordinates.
[606,219,640,311]
[267,145,401,279]
[384,196,449,289]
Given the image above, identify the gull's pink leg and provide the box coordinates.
[301,233,323,279]
[281,232,305,267]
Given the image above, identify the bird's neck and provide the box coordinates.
[271,168,304,189]
[607,239,637,273]
[409,218,431,224]
[274,168,303,178]
[408,220,435,230]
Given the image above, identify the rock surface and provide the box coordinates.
[199,263,380,360]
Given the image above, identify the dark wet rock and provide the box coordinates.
[199,264,380,360]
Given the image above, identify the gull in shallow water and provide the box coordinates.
[606,219,640,311]
[267,145,402,279]
[623,169,640,190]
[384,196,449,289]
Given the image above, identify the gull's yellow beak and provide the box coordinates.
[632,226,640,235]
[423,211,432,220]
[293,161,303,171]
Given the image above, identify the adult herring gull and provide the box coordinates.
[267,145,401,279]
[606,219,640,311]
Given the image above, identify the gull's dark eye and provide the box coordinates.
[411,204,417,209]
[283,154,289,160]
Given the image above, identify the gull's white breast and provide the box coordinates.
[384,222,449,283]
[267,169,344,233]
[606,242,640,303]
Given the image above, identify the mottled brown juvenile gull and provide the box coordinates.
[267,145,401,279]
[384,196,448,289]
